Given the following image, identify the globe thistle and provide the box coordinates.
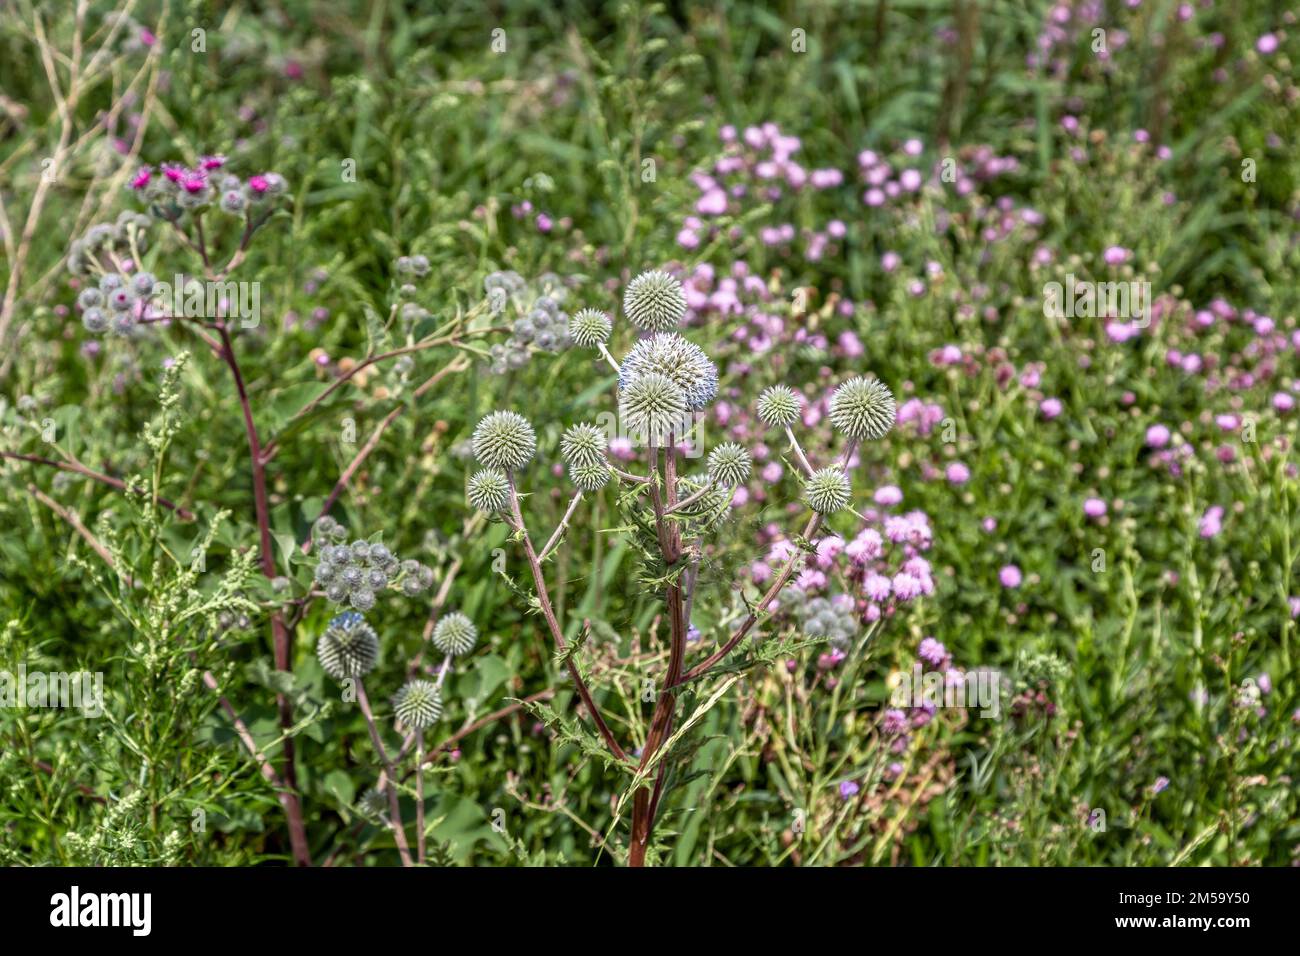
[432,612,478,656]
[392,679,442,730]
[468,468,511,513]
[570,308,613,348]
[619,333,718,411]
[624,269,687,332]
[757,385,802,428]
[569,460,611,491]
[828,376,896,441]
[707,442,752,486]
[472,410,536,470]
[560,423,607,467]
[804,467,852,514]
[317,612,380,680]
[619,371,688,442]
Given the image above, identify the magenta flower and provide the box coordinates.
[1083,497,1107,519]
[999,565,1022,589]
[1039,397,1063,419]
[130,166,152,190]
[1198,505,1224,538]
[1145,424,1171,447]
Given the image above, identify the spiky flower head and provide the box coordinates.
[757,385,802,428]
[432,612,478,657]
[560,423,607,467]
[619,372,688,442]
[828,377,896,441]
[570,308,613,348]
[623,269,687,332]
[618,333,718,411]
[472,410,536,470]
[569,460,611,491]
[392,679,442,730]
[317,612,380,680]
[707,442,752,486]
[804,467,852,514]
[468,468,511,513]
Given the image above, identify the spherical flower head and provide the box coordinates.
[569,460,611,491]
[472,410,536,470]
[392,679,442,730]
[77,288,104,310]
[349,585,376,611]
[624,269,687,332]
[756,385,802,428]
[317,612,380,680]
[619,371,688,442]
[707,442,752,486]
[618,333,718,411]
[828,376,896,441]
[571,308,613,348]
[804,467,852,514]
[468,468,511,513]
[433,611,478,656]
[358,787,388,820]
[82,307,109,334]
[560,423,607,467]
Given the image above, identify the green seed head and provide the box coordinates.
[392,679,442,730]
[756,385,802,428]
[472,410,537,470]
[828,376,896,441]
[623,269,687,332]
[570,308,613,348]
[619,372,688,442]
[707,442,752,486]
[560,423,607,467]
[317,613,380,680]
[468,468,511,513]
[569,460,611,491]
[432,611,478,656]
[804,467,852,514]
